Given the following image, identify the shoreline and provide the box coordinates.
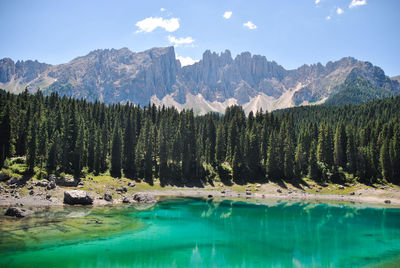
[1,185,399,209]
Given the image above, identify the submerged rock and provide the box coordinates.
[63,190,93,205]
[132,193,157,203]
[5,207,33,218]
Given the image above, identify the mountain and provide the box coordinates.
[1,47,399,114]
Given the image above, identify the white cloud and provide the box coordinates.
[176,55,199,67]
[336,7,344,15]
[135,17,179,33]
[315,0,320,5]
[349,0,367,8]
[243,21,257,30]
[168,35,195,47]
[326,15,331,20]
[223,11,232,19]
[160,8,166,12]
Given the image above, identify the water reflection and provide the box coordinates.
[0,198,399,268]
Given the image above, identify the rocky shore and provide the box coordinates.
[1,173,399,218]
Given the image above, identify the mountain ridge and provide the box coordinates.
[1,46,399,114]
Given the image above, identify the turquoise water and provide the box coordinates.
[1,198,400,267]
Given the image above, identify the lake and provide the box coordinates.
[1,198,400,267]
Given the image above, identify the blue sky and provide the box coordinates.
[0,0,399,76]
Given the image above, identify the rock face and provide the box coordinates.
[1,47,399,114]
[63,190,93,205]
[132,193,157,203]
[5,207,33,218]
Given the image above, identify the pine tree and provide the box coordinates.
[266,132,279,180]
[308,141,319,180]
[334,122,347,168]
[27,119,38,174]
[159,119,168,185]
[0,104,11,168]
[123,114,136,178]
[346,127,357,174]
[215,124,226,164]
[380,139,391,182]
[110,124,122,178]
[47,131,59,172]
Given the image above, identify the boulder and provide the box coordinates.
[384,200,391,204]
[122,197,131,203]
[277,189,282,193]
[5,207,33,218]
[7,177,19,185]
[57,176,79,187]
[339,185,345,190]
[48,174,57,183]
[256,184,261,187]
[350,192,355,195]
[36,180,49,187]
[132,193,157,203]
[104,193,113,202]
[208,194,213,198]
[128,182,135,187]
[46,194,51,200]
[116,187,123,192]
[29,190,34,195]
[122,186,128,192]
[63,190,93,205]
[47,181,56,190]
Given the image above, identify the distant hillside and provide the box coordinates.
[325,71,398,106]
[1,47,399,114]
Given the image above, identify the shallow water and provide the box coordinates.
[0,198,400,267]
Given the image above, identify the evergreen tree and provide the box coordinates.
[123,114,136,178]
[334,122,347,168]
[110,124,122,177]
[0,104,11,168]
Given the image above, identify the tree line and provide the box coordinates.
[0,89,399,186]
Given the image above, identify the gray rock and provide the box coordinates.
[7,177,19,185]
[36,180,49,187]
[56,176,79,187]
[104,193,112,202]
[122,197,131,203]
[122,186,128,192]
[5,207,33,218]
[350,192,355,195]
[47,181,56,190]
[116,187,124,192]
[339,185,345,190]
[128,182,135,187]
[132,193,157,203]
[29,190,34,195]
[48,174,57,183]
[63,190,93,205]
